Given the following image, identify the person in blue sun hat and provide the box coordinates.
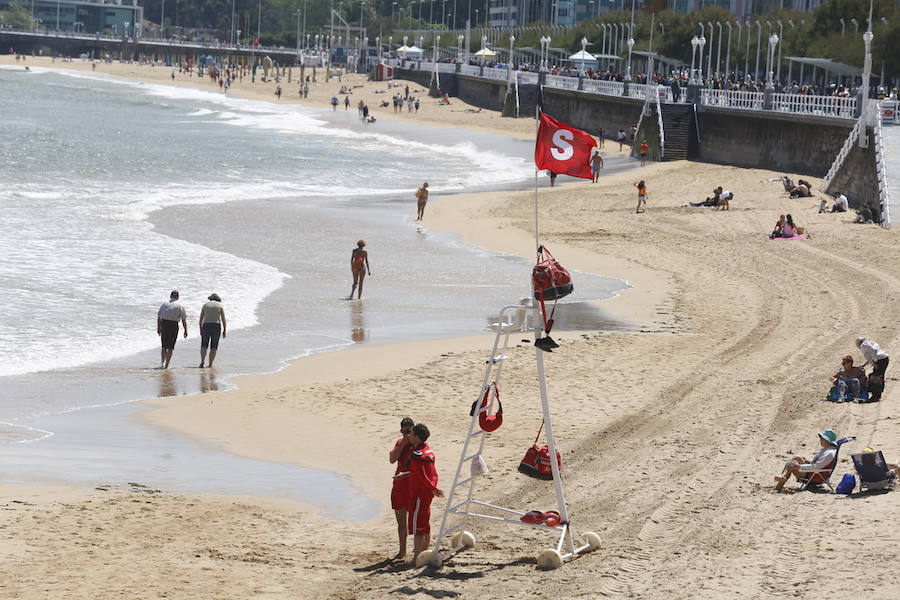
[774,429,839,492]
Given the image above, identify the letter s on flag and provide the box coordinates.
[534,112,597,180]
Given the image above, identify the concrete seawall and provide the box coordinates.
[395,68,854,178]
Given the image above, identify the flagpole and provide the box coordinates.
[534,104,540,258]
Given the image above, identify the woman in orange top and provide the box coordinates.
[634,180,647,213]
[639,139,649,167]
[350,240,371,300]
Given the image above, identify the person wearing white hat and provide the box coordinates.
[774,429,839,492]
[856,337,889,401]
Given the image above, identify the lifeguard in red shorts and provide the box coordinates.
[405,423,444,564]
[388,417,414,560]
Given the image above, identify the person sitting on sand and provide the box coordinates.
[350,240,371,300]
[831,193,849,213]
[831,355,866,401]
[854,202,874,224]
[782,213,798,237]
[789,179,812,198]
[774,429,839,492]
[770,214,786,238]
[714,187,733,211]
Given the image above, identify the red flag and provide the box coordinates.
[534,112,597,180]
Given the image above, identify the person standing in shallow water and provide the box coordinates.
[416,182,429,221]
[350,240,371,300]
[198,294,226,368]
[157,290,188,369]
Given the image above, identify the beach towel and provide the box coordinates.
[766,234,807,240]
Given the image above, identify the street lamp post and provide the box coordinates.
[698,34,706,84]
[744,20,750,81]
[507,34,514,84]
[776,20,783,83]
[457,33,463,62]
[754,20,761,82]
[858,0,874,136]
[579,35,587,75]
[690,36,698,85]
[765,32,778,92]
[840,18,845,38]
[716,22,722,80]
[725,22,732,83]
[707,21,713,80]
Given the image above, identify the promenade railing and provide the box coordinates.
[482,66,510,80]
[516,71,539,85]
[545,74,579,90]
[771,93,856,118]
[435,62,456,73]
[700,89,765,110]
[581,78,625,96]
[459,64,480,76]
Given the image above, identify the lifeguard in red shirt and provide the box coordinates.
[388,417,415,560]
[405,423,444,564]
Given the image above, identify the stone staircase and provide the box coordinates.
[660,103,693,161]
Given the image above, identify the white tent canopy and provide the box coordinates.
[404,45,423,57]
[474,48,497,57]
[396,44,410,54]
[567,49,598,70]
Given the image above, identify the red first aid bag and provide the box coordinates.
[517,421,562,480]
[532,245,573,334]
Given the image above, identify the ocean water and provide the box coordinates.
[0,65,633,514]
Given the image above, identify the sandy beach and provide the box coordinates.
[3,55,900,599]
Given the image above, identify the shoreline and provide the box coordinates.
[6,54,900,599]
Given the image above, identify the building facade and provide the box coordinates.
[0,0,143,36]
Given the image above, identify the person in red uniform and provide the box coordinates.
[389,417,415,560]
[405,423,444,563]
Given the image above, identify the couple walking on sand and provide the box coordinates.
[157,291,227,369]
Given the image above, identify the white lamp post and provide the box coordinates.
[698,35,706,83]
[457,33,463,62]
[579,35,587,75]
[859,0,874,146]
[508,34,514,83]
[625,36,634,81]
[765,32,778,92]
[690,35,698,85]
[725,22,732,82]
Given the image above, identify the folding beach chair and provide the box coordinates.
[851,451,898,493]
[798,436,855,492]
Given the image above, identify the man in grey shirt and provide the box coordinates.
[157,290,188,369]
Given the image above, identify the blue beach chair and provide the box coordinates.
[798,436,855,492]
[851,451,897,493]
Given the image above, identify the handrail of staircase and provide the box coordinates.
[874,106,891,230]
[656,91,665,159]
[822,117,862,189]
[693,102,701,144]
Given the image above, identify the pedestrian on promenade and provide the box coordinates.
[389,417,415,560]
[198,294,226,368]
[157,290,188,369]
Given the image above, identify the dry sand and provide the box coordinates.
[3,56,900,599]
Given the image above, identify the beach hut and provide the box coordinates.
[567,49,598,72]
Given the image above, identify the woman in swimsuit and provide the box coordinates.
[350,240,371,300]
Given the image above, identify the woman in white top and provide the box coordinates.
[857,336,889,401]
[774,429,839,492]
[199,294,226,368]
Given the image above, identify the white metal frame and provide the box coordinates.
[422,106,599,570]
[426,303,599,569]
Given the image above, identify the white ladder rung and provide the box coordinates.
[462,452,481,463]
[449,498,471,512]
[486,355,507,363]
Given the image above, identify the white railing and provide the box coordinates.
[629,83,650,100]
[822,117,862,189]
[874,108,891,229]
[516,70,539,84]
[482,66,509,80]
[580,78,625,97]
[700,89,765,110]
[436,62,456,73]
[459,64,480,76]
[771,93,856,119]
[545,74,579,91]
[656,90,665,158]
